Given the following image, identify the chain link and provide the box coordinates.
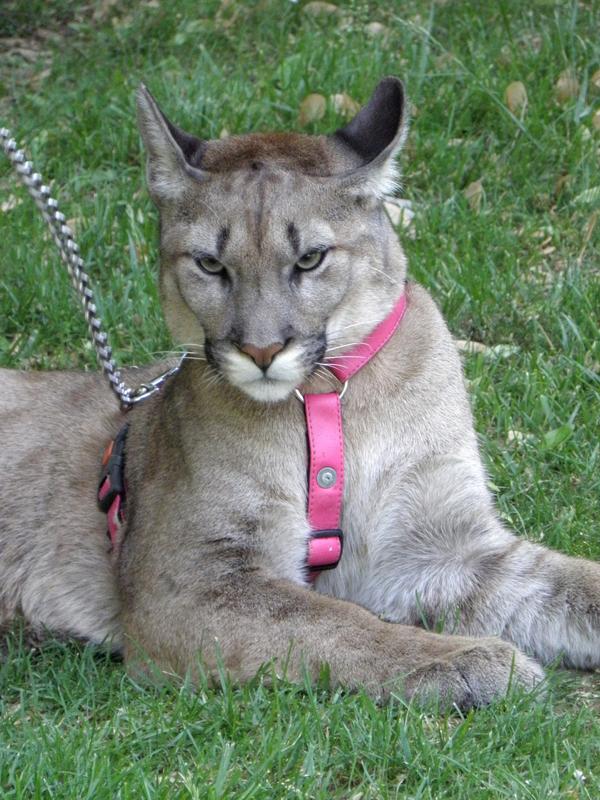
[0,127,182,409]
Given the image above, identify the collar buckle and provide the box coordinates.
[307,529,344,575]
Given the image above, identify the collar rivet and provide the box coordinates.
[317,467,337,488]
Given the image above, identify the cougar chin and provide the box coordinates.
[222,343,307,403]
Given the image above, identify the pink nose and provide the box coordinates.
[240,342,284,369]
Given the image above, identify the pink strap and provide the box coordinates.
[305,393,344,531]
[304,392,344,574]
[328,292,407,382]
[107,495,122,546]
[307,533,342,571]
[106,494,126,564]
[302,292,407,579]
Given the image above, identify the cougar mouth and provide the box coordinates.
[205,334,327,403]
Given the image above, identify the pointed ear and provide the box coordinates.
[332,77,409,199]
[136,84,207,203]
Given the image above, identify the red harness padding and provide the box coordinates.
[97,424,128,557]
[97,292,408,578]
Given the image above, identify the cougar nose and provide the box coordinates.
[240,342,284,370]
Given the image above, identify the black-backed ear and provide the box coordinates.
[332,77,409,198]
[136,84,207,203]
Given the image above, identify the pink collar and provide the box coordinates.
[328,292,408,383]
[303,291,407,581]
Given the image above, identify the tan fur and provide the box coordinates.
[200,133,341,174]
[1,78,598,708]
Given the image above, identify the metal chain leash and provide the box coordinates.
[0,127,182,409]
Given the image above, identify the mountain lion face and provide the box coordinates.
[137,78,409,402]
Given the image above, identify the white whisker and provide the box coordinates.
[317,362,351,371]
[325,341,364,352]
[201,365,222,389]
[177,342,206,350]
[310,368,337,389]
[364,264,399,285]
[335,318,381,332]
[150,350,206,361]
[323,353,365,360]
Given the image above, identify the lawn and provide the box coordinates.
[1,0,599,797]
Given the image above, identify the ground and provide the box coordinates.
[0,1,599,797]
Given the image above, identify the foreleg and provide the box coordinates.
[120,563,542,709]
[380,456,600,668]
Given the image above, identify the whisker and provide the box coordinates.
[201,365,222,389]
[325,320,381,344]
[316,362,359,374]
[325,342,366,358]
[364,264,399,286]
[333,318,381,332]
[323,353,366,360]
[310,368,337,389]
[317,364,350,372]
[150,350,206,361]
[325,354,366,364]
[177,342,206,350]
[325,341,363,351]
[323,349,375,364]
[148,348,188,354]
[319,367,337,381]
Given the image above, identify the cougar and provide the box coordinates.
[1,77,598,708]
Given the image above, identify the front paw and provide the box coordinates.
[402,638,544,710]
[561,561,600,669]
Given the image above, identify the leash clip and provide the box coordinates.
[123,354,187,409]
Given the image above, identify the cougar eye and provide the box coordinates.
[294,249,328,272]
[194,255,225,275]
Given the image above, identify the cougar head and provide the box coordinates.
[137,77,409,402]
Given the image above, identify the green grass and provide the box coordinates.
[0,635,597,800]
[1,0,599,797]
